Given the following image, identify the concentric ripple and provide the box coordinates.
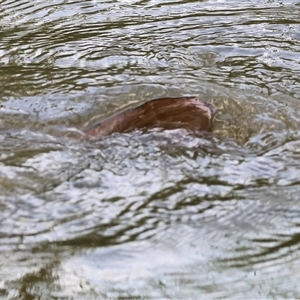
[0,0,300,298]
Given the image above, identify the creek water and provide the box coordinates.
[1,0,300,298]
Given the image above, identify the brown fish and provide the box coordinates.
[84,97,215,137]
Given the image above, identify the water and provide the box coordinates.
[1,0,300,298]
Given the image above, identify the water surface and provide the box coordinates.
[1,0,300,298]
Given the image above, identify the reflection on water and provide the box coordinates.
[1,0,300,298]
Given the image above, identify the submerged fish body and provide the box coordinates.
[84,97,215,137]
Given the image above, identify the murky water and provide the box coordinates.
[1,0,300,298]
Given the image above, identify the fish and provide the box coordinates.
[84,96,215,137]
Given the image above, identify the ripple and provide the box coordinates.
[1,0,300,298]
[0,1,299,97]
